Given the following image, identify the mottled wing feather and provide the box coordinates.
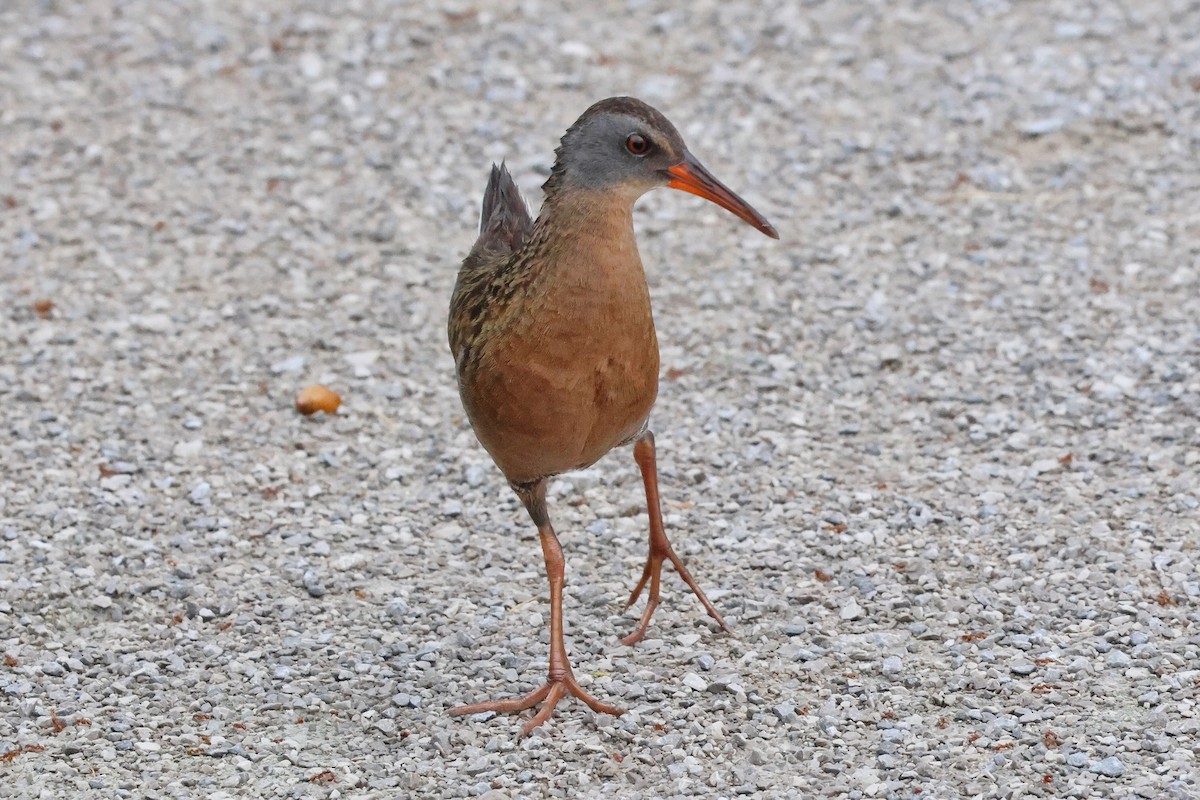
[448,163,534,369]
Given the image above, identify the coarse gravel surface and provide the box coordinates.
[2,1,1199,798]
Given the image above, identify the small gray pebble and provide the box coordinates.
[188,482,211,504]
[848,573,876,596]
[464,465,487,487]
[783,647,820,662]
[840,600,864,620]
[1020,117,1065,137]
[1090,757,1126,777]
[303,571,326,598]
[270,355,305,374]
[772,703,797,723]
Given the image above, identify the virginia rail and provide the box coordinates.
[448,97,777,733]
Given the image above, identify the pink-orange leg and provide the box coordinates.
[450,479,623,735]
[622,430,729,646]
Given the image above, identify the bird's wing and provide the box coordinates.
[474,162,532,256]
[448,164,533,368]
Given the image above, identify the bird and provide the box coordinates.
[447,96,778,734]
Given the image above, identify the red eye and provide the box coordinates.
[625,134,649,155]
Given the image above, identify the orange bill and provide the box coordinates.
[665,152,779,239]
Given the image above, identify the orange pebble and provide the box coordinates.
[295,385,341,416]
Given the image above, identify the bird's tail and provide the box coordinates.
[477,161,533,256]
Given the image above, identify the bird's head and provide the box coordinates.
[546,96,778,239]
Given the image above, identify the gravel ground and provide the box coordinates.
[2,1,1199,798]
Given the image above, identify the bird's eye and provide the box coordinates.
[625,134,650,156]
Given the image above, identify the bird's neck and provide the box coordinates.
[529,188,641,269]
[514,188,654,337]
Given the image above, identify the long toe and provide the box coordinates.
[622,547,729,644]
[449,683,551,717]
[624,559,654,609]
[667,549,730,632]
[621,594,660,646]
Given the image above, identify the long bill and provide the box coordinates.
[664,151,779,239]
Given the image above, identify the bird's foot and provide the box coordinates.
[622,544,729,646]
[450,671,623,736]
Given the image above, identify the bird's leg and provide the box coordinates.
[450,479,623,735]
[622,429,730,646]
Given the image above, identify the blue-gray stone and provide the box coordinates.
[1090,757,1126,777]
